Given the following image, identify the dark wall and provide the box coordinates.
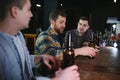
[22,0,120,34]
[91,1,120,32]
[22,0,44,34]
[58,0,91,32]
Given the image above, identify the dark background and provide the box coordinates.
[22,0,120,34]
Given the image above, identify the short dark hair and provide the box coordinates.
[79,16,89,21]
[49,9,66,21]
[0,0,27,21]
[79,16,89,25]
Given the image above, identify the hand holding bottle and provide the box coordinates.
[51,65,80,80]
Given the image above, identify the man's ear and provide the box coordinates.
[50,20,55,25]
[9,6,18,18]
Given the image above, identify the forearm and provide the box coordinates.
[74,48,83,57]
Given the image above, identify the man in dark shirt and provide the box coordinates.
[65,16,94,48]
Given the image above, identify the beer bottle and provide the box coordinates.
[63,33,74,69]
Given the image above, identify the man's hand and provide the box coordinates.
[51,65,80,80]
[34,54,61,70]
[74,47,99,58]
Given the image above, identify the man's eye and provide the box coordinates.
[83,25,87,26]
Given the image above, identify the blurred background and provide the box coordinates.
[22,0,120,53]
[22,0,120,34]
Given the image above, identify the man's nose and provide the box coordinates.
[63,23,66,28]
[81,25,85,29]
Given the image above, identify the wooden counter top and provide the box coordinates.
[75,47,120,80]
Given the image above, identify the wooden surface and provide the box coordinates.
[75,47,120,80]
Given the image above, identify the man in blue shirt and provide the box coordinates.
[0,0,80,80]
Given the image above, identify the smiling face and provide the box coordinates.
[51,15,66,34]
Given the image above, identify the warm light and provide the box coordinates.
[36,4,41,7]
[60,4,63,6]
[69,52,72,55]
[114,0,117,3]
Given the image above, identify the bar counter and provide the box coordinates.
[75,47,120,80]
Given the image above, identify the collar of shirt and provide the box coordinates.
[48,27,58,35]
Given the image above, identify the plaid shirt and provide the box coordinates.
[35,27,64,56]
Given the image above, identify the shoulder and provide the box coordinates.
[36,30,54,44]
[86,29,94,33]
[37,30,49,39]
[66,29,76,36]
[18,31,26,42]
[67,29,76,33]
[37,28,53,38]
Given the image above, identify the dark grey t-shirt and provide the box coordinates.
[65,29,94,48]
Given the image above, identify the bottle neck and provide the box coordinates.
[66,46,73,50]
[65,33,73,50]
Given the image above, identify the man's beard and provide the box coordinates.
[54,27,62,34]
